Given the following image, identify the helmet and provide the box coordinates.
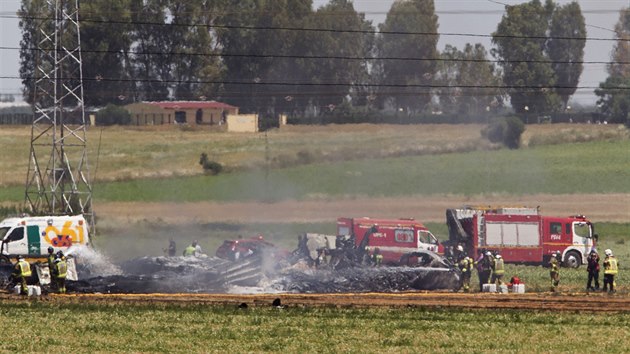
[16,255,23,260]
[464,256,470,261]
[456,245,463,252]
[605,249,612,256]
[56,250,64,258]
[485,251,492,256]
[551,253,556,258]
[496,255,502,259]
[48,246,54,253]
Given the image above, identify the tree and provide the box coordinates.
[435,43,504,119]
[168,1,225,101]
[128,0,171,102]
[547,2,586,108]
[296,0,374,116]
[376,0,439,113]
[216,0,314,114]
[18,0,50,104]
[80,0,134,106]
[492,0,574,115]
[96,104,131,125]
[596,8,630,125]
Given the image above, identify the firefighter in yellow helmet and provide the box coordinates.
[549,252,560,292]
[11,255,32,295]
[602,249,618,293]
[458,256,473,292]
[51,253,68,294]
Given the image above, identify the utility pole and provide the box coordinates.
[25,0,93,230]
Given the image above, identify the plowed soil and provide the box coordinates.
[97,193,630,224]
[3,292,629,312]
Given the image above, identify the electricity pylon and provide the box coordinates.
[25,0,93,229]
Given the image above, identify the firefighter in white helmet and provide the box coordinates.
[492,254,505,288]
[11,255,32,295]
[602,249,618,293]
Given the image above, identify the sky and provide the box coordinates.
[1,0,628,105]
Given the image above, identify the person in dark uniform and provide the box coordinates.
[586,250,600,291]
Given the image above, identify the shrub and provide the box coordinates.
[199,153,223,175]
[481,116,525,149]
[97,104,131,126]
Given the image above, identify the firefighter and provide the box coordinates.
[586,250,600,291]
[371,248,383,267]
[454,245,465,263]
[51,255,68,294]
[458,256,473,292]
[549,252,560,292]
[492,254,505,288]
[183,242,196,257]
[46,246,55,270]
[316,248,329,268]
[602,249,618,293]
[163,238,176,257]
[12,255,32,295]
[477,251,493,291]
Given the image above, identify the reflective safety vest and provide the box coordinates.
[550,257,559,272]
[18,260,32,277]
[47,254,55,269]
[459,258,472,273]
[494,258,505,275]
[55,260,68,279]
[604,257,618,275]
[183,245,196,257]
[373,254,383,265]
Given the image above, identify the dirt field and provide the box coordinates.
[3,292,629,312]
[97,193,630,224]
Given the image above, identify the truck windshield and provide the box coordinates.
[573,222,592,238]
[418,230,438,245]
[0,227,8,239]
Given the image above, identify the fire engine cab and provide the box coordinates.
[337,217,444,265]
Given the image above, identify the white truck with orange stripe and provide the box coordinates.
[0,215,90,264]
[337,217,444,266]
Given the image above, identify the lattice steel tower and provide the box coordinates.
[25,0,93,227]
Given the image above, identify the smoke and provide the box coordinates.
[66,245,122,276]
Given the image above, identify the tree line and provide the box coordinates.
[17,0,628,124]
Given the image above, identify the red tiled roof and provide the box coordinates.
[147,101,237,110]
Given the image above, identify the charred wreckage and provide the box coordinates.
[0,229,460,295]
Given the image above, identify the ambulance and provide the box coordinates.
[0,215,90,263]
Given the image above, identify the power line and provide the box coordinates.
[2,14,625,42]
[0,45,624,66]
[2,75,627,91]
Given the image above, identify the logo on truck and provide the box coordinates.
[43,221,85,247]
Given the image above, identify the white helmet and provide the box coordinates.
[605,249,613,256]
[486,251,492,256]
[464,256,470,261]
[456,245,463,252]
[496,255,502,259]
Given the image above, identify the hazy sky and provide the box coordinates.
[1,0,627,105]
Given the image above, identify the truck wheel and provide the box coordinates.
[563,251,581,269]
[0,255,10,264]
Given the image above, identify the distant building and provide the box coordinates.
[124,101,239,126]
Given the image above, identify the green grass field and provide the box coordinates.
[1,139,628,203]
[1,302,629,353]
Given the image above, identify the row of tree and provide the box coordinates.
[17,0,626,123]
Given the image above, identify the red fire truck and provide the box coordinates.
[336,217,444,265]
[446,206,596,268]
